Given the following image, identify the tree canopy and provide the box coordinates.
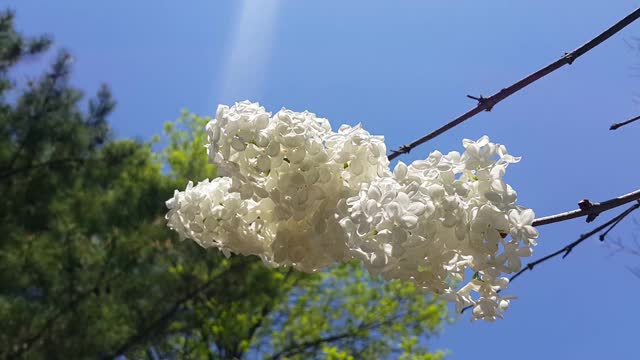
[0,9,447,360]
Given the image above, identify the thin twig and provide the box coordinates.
[533,188,640,226]
[513,202,639,282]
[598,210,630,241]
[461,202,640,314]
[610,114,640,130]
[388,7,640,160]
[267,312,406,360]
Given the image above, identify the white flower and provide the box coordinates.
[462,135,497,170]
[508,208,539,245]
[166,101,538,321]
[494,240,533,273]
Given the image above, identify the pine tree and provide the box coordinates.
[0,9,447,359]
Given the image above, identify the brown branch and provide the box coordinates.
[512,202,639,283]
[598,209,631,241]
[267,313,405,360]
[461,201,640,314]
[387,7,640,160]
[610,114,640,130]
[100,259,250,359]
[268,330,358,360]
[533,188,640,226]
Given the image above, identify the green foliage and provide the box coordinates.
[0,10,50,94]
[162,110,216,183]
[261,261,447,360]
[0,9,448,359]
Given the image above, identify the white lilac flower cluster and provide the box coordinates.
[165,101,538,321]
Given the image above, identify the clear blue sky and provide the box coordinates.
[9,0,640,358]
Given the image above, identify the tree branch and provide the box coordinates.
[100,259,249,359]
[388,7,640,160]
[512,202,639,284]
[267,313,405,360]
[5,290,91,359]
[100,281,219,359]
[533,188,640,226]
[610,114,640,130]
[461,201,640,314]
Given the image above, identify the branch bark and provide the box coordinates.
[610,114,640,130]
[513,202,640,284]
[533,188,640,226]
[388,7,640,161]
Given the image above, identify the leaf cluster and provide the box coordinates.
[0,10,447,360]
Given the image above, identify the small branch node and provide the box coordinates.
[399,145,411,154]
[609,114,640,131]
[466,95,495,111]
[563,52,576,65]
[578,199,593,211]
[578,199,600,222]
[390,8,640,161]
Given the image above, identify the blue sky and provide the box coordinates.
[9,0,640,358]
